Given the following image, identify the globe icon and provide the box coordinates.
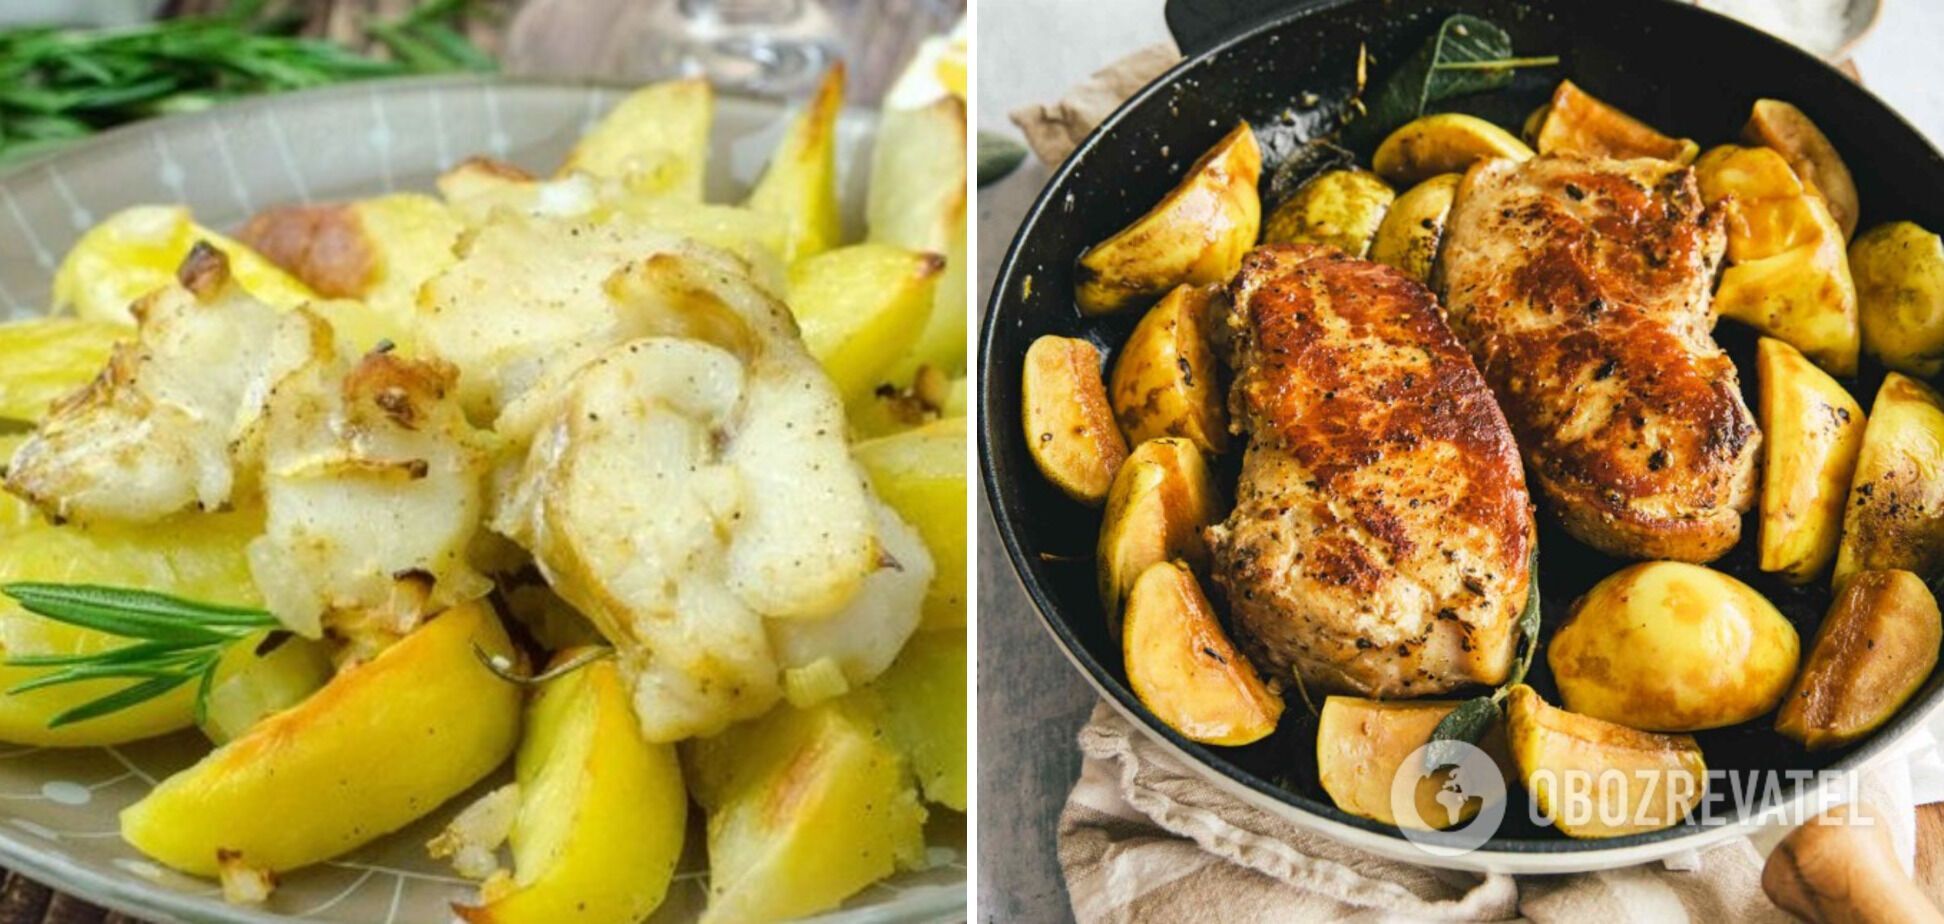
[1392,740,1509,856]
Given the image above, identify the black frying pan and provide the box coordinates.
[979,0,1944,867]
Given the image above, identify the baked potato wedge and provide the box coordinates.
[0,318,127,423]
[1097,438,1220,632]
[747,64,844,264]
[1776,570,1942,750]
[1122,560,1281,746]
[1372,113,1533,186]
[54,205,315,323]
[1697,144,1859,375]
[871,629,967,810]
[1834,373,1944,586]
[560,78,711,200]
[1261,169,1394,256]
[854,417,967,631]
[1744,99,1860,240]
[868,97,969,379]
[787,244,942,403]
[1548,561,1799,732]
[1108,283,1228,453]
[1534,79,1699,164]
[1368,173,1460,284]
[682,694,927,924]
[120,601,521,875]
[1757,337,1866,583]
[1074,122,1261,315]
[457,654,687,924]
[1316,697,1511,829]
[1851,221,1944,378]
[1508,685,1707,839]
[1022,335,1128,505]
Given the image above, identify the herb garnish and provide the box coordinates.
[1424,544,1542,771]
[1344,14,1559,151]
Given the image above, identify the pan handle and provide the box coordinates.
[1163,0,1329,55]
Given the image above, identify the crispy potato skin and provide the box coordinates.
[1756,338,1866,584]
[1508,685,1706,839]
[1108,283,1229,454]
[237,203,377,299]
[1745,99,1860,240]
[1852,221,1944,378]
[1209,245,1532,697]
[1833,373,1944,586]
[1369,173,1460,283]
[1535,80,1698,164]
[1261,169,1395,256]
[1548,562,1799,732]
[1777,570,1942,750]
[1074,122,1262,315]
[1122,560,1281,746]
[1437,156,1757,562]
[1096,438,1219,633]
[1372,113,1533,186]
[1021,335,1128,505]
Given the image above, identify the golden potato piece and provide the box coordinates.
[1074,122,1261,315]
[560,78,711,199]
[1022,336,1128,505]
[1852,221,1944,378]
[1097,438,1219,632]
[1123,561,1282,746]
[120,602,521,875]
[1507,685,1706,839]
[1261,169,1394,256]
[787,244,943,403]
[53,205,315,323]
[456,655,687,924]
[1108,283,1228,454]
[1535,80,1698,164]
[1368,173,1460,284]
[1697,144,1859,375]
[1834,373,1944,586]
[747,64,844,263]
[854,418,967,631]
[1548,561,1799,732]
[0,318,126,423]
[1777,570,1942,750]
[1757,337,1866,583]
[1372,113,1532,186]
[1316,697,1512,829]
[1745,99,1860,240]
[871,629,967,811]
[868,97,968,379]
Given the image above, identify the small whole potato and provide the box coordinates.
[1851,221,1944,379]
[1549,561,1800,732]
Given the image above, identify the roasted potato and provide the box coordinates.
[196,634,332,745]
[1022,335,1128,505]
[1834,373,1944,586]
[1368,173,1460,283]
[1261,169,1394,256]
[1548,561,1799,732]
[1108,283,1228,453]
[1851,221,1944,378]
[871,629,967,810]
[854,417,967,631]
[120,602,521,875]
[1697,144,1859,376]
[560,78,711,199]
[1316,697,1511,829]
[869,97,969,379]
[1372,113,1532,186]
[456,654,687,924]
[1534,79,1698,164]
[1075,122,1261,315]
[1508,685,1706,839]
[1744,99,1860,240]
[747,64,844,263]
[1097,438,1220,631]
[1757,337,1866,583]
[1776,570,1942,750]
[787,244,944,403]
[54,205,315,323]
[1122,560,1282,746]
[682,694,927,924]
[0,318,126,423]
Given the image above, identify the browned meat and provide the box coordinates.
[1207,244,1534,697]
[1435,156,1759,562]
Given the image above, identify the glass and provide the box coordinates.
[637,0,843,97]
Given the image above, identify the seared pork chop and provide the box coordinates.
[1207,244,1534,697]
[1436,156,1758,562]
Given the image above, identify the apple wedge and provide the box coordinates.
[456,654,687,924]
[748,64,845,263]
[1508,685,1706,839]
[1834,373,1944,586]
[120,601,521,875]
[1316,697,1512,828]
[1756,337,1866,583]
[1022,335,1128,505]
[1122,561,1281,746]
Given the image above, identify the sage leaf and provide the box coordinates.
[1345,14,1554,150]
[1425,695,1498,771]
[978,131,1027,186]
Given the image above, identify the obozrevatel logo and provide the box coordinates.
[1389,740,1507,856]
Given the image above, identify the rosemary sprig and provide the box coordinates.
[0,583,280,728]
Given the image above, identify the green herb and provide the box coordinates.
[1424,544,1542,771]
[1344,14,1558,151]
[977,131,1027,186]
[0,582,280,728]
[0,3,495,166]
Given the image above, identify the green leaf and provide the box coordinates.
[977,131,1027,187]
[1425,695,1498,771]
[1503,544,1543,691]
[45,673,196,728]
[1345,14,1555,150]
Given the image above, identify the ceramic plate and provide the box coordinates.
[0,74,966,924]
